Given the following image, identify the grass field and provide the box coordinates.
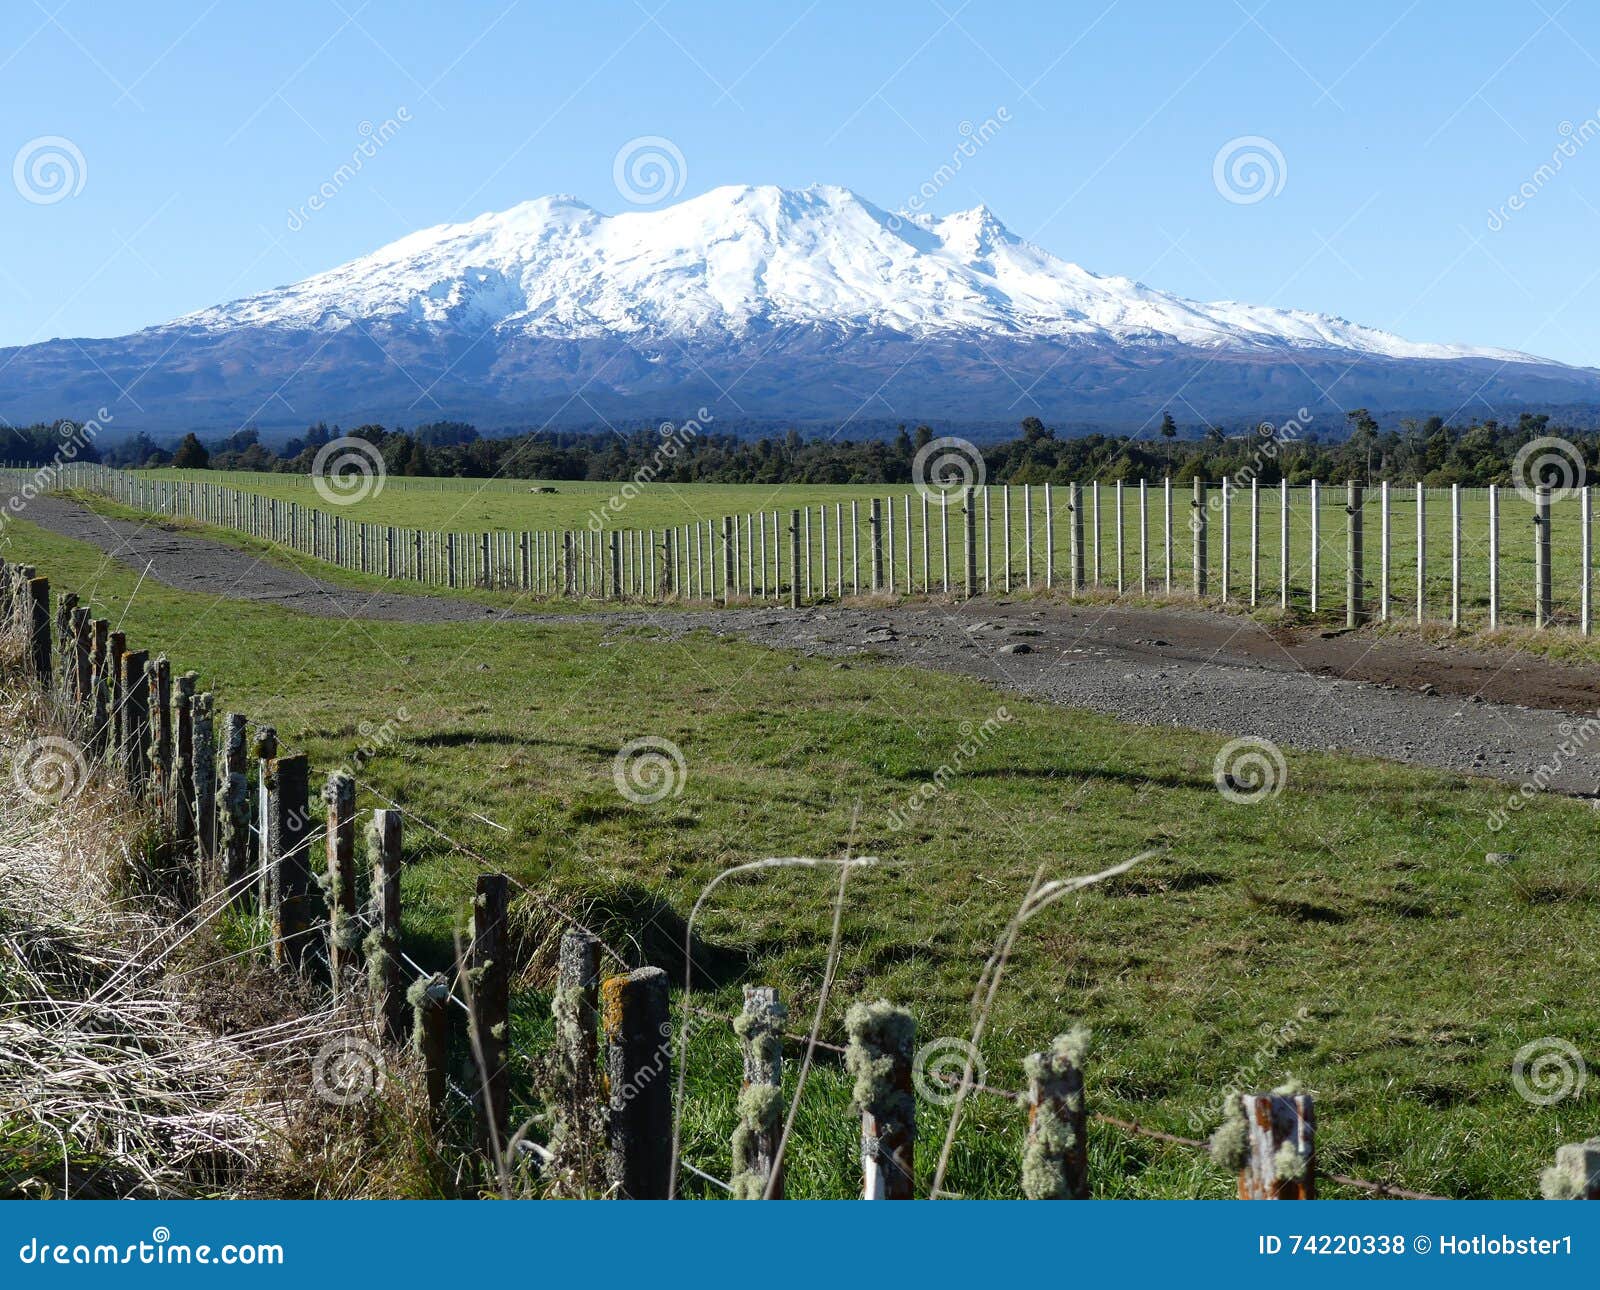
[135,468,1593,630]
[5,510,1597,1198]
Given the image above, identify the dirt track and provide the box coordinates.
[10,486,1600,796]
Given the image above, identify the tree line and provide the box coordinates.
[5,410,1597,489]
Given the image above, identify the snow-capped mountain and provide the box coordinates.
[4,184,1596,434]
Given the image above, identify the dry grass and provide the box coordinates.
[0,662,444,1199]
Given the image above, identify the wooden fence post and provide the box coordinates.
[108,630,124,760]
[89,619,108,756]
[603,965,672,1199]
[1223,1090,1316,1199]
[368,809,406,1042]
[789,510,801,609]
[219,712,250,907]
[148,657,172,824]
[25,577,49,690]
[172,672,197,853]
[730,984,787,1199]
[1309,480,1321,613]
[1021,1030,1090,1199]
[1584,486,1593,636]
[1069,482,1085,594]
[411,973,450,1129]
[323,771,359,996]
[266,752,317,974]
[963,488,977,599]
[1416,483,1426,624]
[870,498,884,592]
[1536,484,1553,628]
[1450,483,1462,628]
[253,726,277,907]
[845,1000,915,1199]
[1191,478,1208,598]
[470,872,511,1159]
[1346,481,1365,627]
[193,691,216,882]
[121,649,149,793]
[556,929,601,1100]
[1379,480,1391,622]
[1249,480,1259,606]
[723,516,735,605]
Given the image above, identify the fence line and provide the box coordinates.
[8,464,1593,634]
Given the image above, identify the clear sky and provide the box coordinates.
[5,0,1599,365]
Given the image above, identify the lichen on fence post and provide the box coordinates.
[219,712,250,908]
[1021,1028,1090,1199]
[147,656,173,824]
[410,972,451,1130]
[27,577,50,690]
[266,752,318,974]
[366,809,406,1042]
[469,872,511,1160]
[120,649,149,792]
[1541,1139,1600,1199]
[845,999,916,1199]
[322,771,359,997]
[602,965,672,1199]
[171,671,197,853]
[252,726,277,907]
[192,691,216,884]
[89,619,109,756]
[1210,1084,1315,1199]
[731,984,787,1199]
[107,630,124,760]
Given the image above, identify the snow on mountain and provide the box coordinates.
[176,184,1538,365]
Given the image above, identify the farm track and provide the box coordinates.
[12,485,1600,796]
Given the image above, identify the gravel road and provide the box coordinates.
[10,486,1600,795]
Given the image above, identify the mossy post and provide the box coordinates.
[172,672,196,853]
[219,713,250,909]
[323,772,359,996]
[253,726,278,907]
[54,592,76,696]
[410,973,451,1129]
[845,1000,916,1200]
[788,510,801,608]
[1191,477,1208,598]
[266,752,317,974]
[192,691,216,882]
[89,619,109,756]
[602,965,672,1199]
[1220,1090,1316,1199]
[555,929,601,1102]
[1021,1030,1090,1199]
[120,649,149,793]
[731,985,787,1199]
[72,608,92,722]
[1541,1139,1600,1199]
[470,873,511,1160]
[367,809,406,1042]
[107,630,124,760]
[27,577,50,689]
[147,656,173,824]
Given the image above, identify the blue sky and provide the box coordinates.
[5,0,1600,365]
